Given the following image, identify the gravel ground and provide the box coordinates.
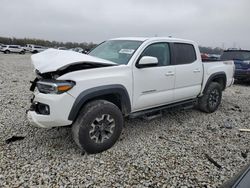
[0,54,250,187]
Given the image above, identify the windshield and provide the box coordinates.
[221,51,250,61]
[89,40,143,65]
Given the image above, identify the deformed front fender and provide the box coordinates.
[68,84,131,121]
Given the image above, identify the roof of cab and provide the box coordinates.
[109,37,195,44]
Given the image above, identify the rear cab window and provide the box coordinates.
[173,43,197,65]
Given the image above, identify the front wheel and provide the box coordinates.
[72,100,123,154]
[197,82,222,113]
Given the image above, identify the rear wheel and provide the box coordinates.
[198,82,222,113]
[4,50,10,54]
[72,100,123,154]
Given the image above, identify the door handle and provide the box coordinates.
[193,69,201,73]
[165,72,175,76]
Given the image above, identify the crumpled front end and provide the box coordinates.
[27,49,117,128]
[27,91,75,128]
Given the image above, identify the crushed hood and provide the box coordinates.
[31,48,116,74]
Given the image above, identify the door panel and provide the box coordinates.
[174,62,202,100]
[133,66,175,111]
[132,42,175,111]
[173,43,203,101]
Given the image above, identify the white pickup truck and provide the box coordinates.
[27,37,234,154]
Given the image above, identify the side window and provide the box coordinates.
[173,43,196,64]
[140,43,170,66]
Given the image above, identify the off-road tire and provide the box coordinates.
[72,100,123,154]
[198,82,222,113]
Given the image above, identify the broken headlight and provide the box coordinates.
[36,80,75,94]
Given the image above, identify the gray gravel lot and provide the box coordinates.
[0,54,250,187]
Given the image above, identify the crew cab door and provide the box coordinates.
[132,42,175,111]
[172,43,203,101]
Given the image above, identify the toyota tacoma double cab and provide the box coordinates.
[27,37,234,154]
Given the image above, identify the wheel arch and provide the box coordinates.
[68,84,131,122]
[203,72,227,94]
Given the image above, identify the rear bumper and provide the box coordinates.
[234,69,250,79]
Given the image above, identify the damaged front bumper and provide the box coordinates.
[27,91,75,128]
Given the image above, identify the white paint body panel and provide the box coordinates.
[27,92,75,128]
[59,65,133,101]
[174,44,203,101]
[201,60,235,93]
[28,37,234,128]
[132,65,175,111]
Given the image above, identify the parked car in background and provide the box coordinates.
[69,47,89,54]
[29,45,48,54]
[58,47,68,50]
[201,53,209,61]
[72,47,84,53]
[221,49,250,81]
[27,37,234,154]
[0,45,25,54]
[23,44,34,52]
[209,54,220,60]
[0,43,4,51]
[201,53,220,62]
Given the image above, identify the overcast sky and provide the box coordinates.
[0,0,250,49]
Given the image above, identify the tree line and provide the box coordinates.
[0,36,97,50]
[0,36,224,54]
[199,46,223,55]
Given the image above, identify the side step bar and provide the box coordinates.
[129,99,197,119]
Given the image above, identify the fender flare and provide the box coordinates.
[203,72,227,93]
[68,84,131,121]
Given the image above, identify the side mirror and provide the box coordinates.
[137,56,158,68]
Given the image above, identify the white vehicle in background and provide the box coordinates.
[0,45,25,54]
[72,47,84,53]
[0,43,4,50]
[58,47,68,50]
[23,44,34,52]
[27,37,235,154]
[29,45,48,54]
